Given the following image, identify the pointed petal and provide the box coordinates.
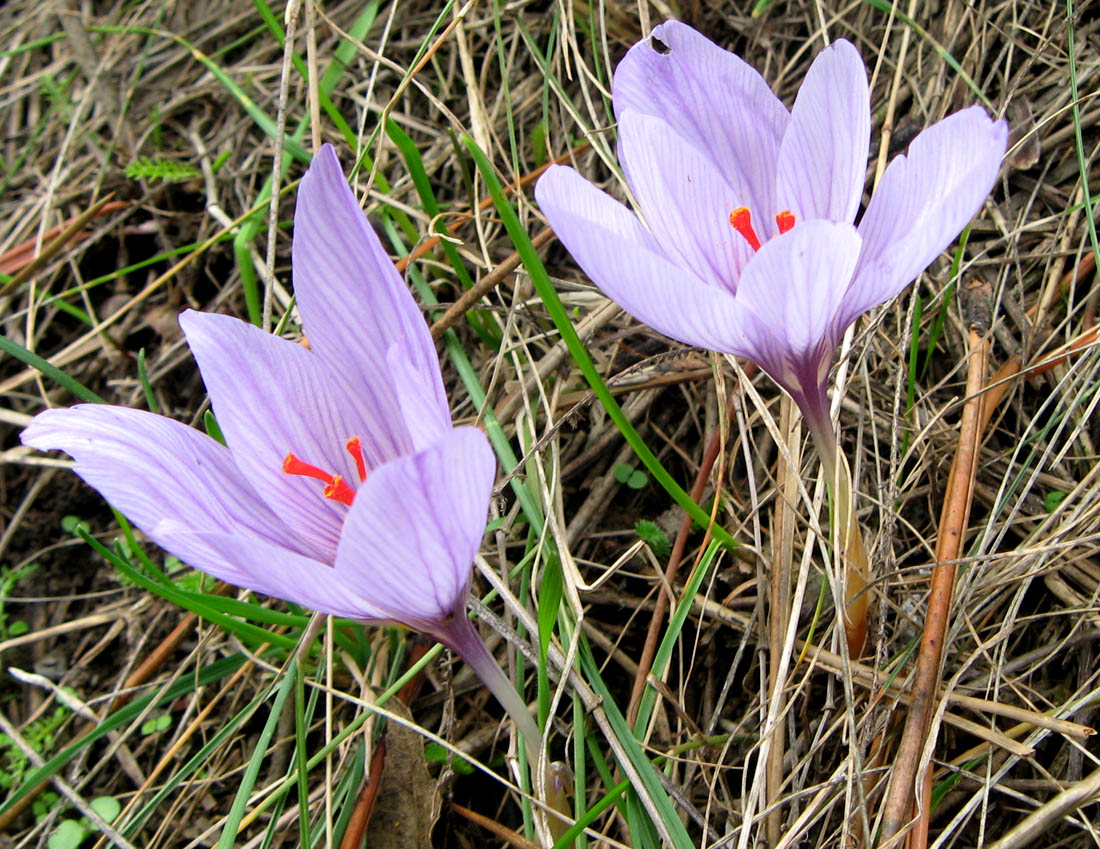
[157,530,390,620]
[20,405,312,562]
[181,310,386,560]
[612,20,788,220]
[852,106,1007,320]
[386,342,452,453]
[617,111,754,290]
[733,221,862,395]
[535,165,744,352]
[334,426,496,625]
[292,144,448,441]
[775,40,870,224]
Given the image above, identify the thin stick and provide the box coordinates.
[429,227,555,340]
[625,396,735,726]
[878,328,990,845]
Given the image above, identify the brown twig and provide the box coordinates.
[878,328,990,845]
[451,802,543,849]
[339,741,387,849]
[429,227,555,341]
[0,196,126,293]
[625,394,737,727]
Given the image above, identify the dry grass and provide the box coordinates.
[1,0,1098,847]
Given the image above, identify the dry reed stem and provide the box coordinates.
[879,328,990,846]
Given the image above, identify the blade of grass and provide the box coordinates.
[632,540,720,736]
[80,530,299,651]
[860,0,990,106]
[217,657,299,849]
[0,655,245,818]
[463,134,738,552]
[1067,0,1100,271]
[0,334,104,403]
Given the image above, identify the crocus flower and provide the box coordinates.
[23,144,538,751]
[535,22,1006,656]
[535,21,1007,444]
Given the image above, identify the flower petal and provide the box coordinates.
[535,165,744,352]
[851,106,1007,321]
[334,426,496,625]
[181,310,384,560]
[617,110,754,291]
[775,39,870,224]
[157,530,390,620]
[20,404,311,564]
[732,220,862,395]
[386,342,452,454]
[612,20,788,220]
[292,144,449,443]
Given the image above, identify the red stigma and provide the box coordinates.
[775,210,796,234]
[283,453,334,483]
[283,436,367,507]
[346,436,367,483]
[322,476,355,506]
[729,207,762,252]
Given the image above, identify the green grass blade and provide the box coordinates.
[462,135,737,552]
[217,658,298,848]
[633,540,720,735]
[0,334,104,403]
[1066,0,1100,270]
[0,655,245,818]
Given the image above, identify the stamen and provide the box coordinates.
[345,436,367,483]
[322,476,355,506]
[283,453,333,484]
[775,210,796,234]
[729,206,762,252]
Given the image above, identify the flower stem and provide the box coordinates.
[439,616,542,764]
[801,396,870,658]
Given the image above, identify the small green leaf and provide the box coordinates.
[423,742,474,774]
[141,714,172,735]
[89,796,120,823]
[60,516,89,536]
[203,411,225,445]
[47,819,88,849]
[124,156,201,182]
[612,463,635,484]
[1044,490,1067,512]
[635,520,671,560]
[626,470,648,490]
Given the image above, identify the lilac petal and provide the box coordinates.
[535,165,744,352]
[732,221,862,394]
[334,426,496,624]
[181,310,378,561]
[850,106,1007,325]
[612,20,789,220]
[386,342,452,453]
[20,405,311,560]
[292,144,448,446]
[158,530,390,620]
[775,40,870,224]
[617,111,754,290]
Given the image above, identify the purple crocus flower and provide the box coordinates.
[536,21,1006,656]
[535,21,1007,444]
[23,144,538,751]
